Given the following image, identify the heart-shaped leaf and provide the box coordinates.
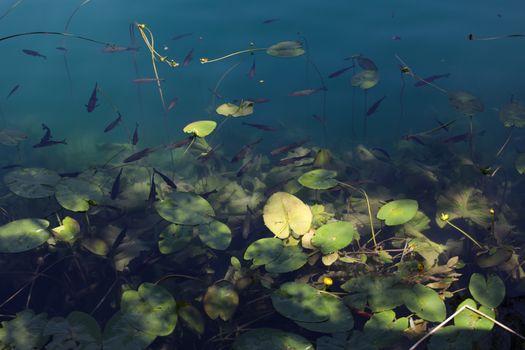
[469,273,505,308]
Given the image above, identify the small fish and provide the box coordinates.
[402,135,425,145]
[312,114,325,123]
[208,88,224,99]
[236,155,258,177]
[85,82,99,112]
[366,95,386,117]
[289,87,326,97]
[371,147,391,162]
[414,73,450,87]
[166,137,192,149]
[40,123,52,142]
[22,49,46,59]
[248,58,256,79]
[147,174,157,207]
[183,48,194,66]
[262,18,279,24]
[443,130,485,144]
[123,147,156,163]
[153,168,177,189]
[328,65,354,79]
[247,97,270,104]
[270,140,307,156]
[242,122,276,131]
[1,164,22,170]
[58,171,81,178]
[434,118,451,132]
[33,139,67,148]
[132,123,139,145]
[102,45,139,53]
[172,32,193,41]
[276,154,311,166]
[132,78,165,84]
[200,189,218,198]
[56,47,67,52]
[6,85,19,99]
[104,112,122,133]
[167,97,178,111]
[110,168,123,200]
[391,35,402,40]
[198,143,223,162]
[231,138,262,163]
[107,226,128,259]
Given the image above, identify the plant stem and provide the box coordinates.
[444,219,483,249]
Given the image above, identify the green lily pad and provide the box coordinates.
[102,311,156,350]
[377,199,418,226]
[3,167,60,198]
[0,219,50,253]
[216,100,254,117]
[403,284,446,322]
[499,101,525,128]
[515,153,525,174]
[154,192,215,225]
[233,328,313,350]
[51,216,80,244]
[341,276,407,312]
[265,245,307,273]
[312,221,359,254]
[272,282,353,333]
[82,238,109,256]
[346,310,408,350]
[55,177,104,212]
[454,298,494,332]
[298,169,338,190]
[198,219,231,250]
[476,247,513,268]
[178,304,205,336]
[0,310,49,349]
[120,282,177,336]
[203,282,239,321]
[351,70,379,90]
[244,237,284,266]
[266,41,305,57]
[183,120,217,138]
[427,326,473,350]
[44,311,102,349]
[469,273,505,308]
[263,192,312,239]
[158,224,193,254]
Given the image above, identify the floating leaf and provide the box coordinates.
[158,224,193,254]
[3,167,60,198]
[203,282,239,321]
[347,310,408,350]
[448,91,484,116]
[0,128,27,146]
[454,298,494,332]
[198,219,232,250]
[515,153,525,174]
[266,41,305,57]
[403,284,446,322]
[351,70,379,90]
[469,273,505,308]
[341,276,407,312]
[154,192,215,225]
[0,310,49,349]
[499,101,525,128]
[377,199,418,226]
[51,216,80,244]
[44,311,102,349]
[272,282,353,333]
[216,100,254,117]
[121,283,177,336]
[476,247,513,268]
[265,245,307,273]
[263,192,312,239]
[244,237,284,266]
[298,169,338,190]
[55,177,103,212]
[0,218,50,253]
[233,328,313,350]
[183,120,217,137]
[178,304,205,336]
[311,221,359,254]
[427,326,473,350]
[102,311,155,350]
[82,238,109,256]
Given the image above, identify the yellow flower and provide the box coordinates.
[323,277,333,286]
[200,57,209,64]
[489,208,495,215]
[440,213,449,221]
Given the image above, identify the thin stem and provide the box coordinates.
[495,127,513,158]
[444,219,483,249]
[201,48,267,64]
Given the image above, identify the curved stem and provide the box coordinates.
[444,219,483,249]
[201,48,267,64]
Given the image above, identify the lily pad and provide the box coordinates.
[158,224,193,254]
[51,216,80,244]
[311,221,359,254]
[4,167,60,198]
[263,192,312,239]
[298,169,338,190]
[82,238,109,256]
[341,276,407,312]
[120,283,177,336]
[448,91,484,116]
[55,177,104,212]
[102,311,156,350]
[44,311,102,349]
[469,273,505,308]
[216,100,254,117]
[265,245,308,273]
[403,284,446,322]
[183,120,217,137]
[198,219,232,250]
[454,298,494,332]
[203,282,239,321]
[0,310,49,349]
[178,304,205,336]
[515,153,525,174]
[244,237,284,266]
[0,128,27,146]
[154,192,215,225]
[377,199,418,226]
[0,219,50,253]
[266,41,305,57]
[351,70,379,90]
[476,247,513,268]
[233,328,313,350]
[499,101,525,128]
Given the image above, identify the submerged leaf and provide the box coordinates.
[0,310,49,349]
[154,192,215,225]
[499,101,525,128]
[265,245,308,273]
[55,177,103,212]
[436,187,490,228]
[0,218,50,253]
[203,282,239,321]
[403,284,446,322]
[448,91,484,116]
[454,298,494,332]
[216,100,254,117]
[4,167,60,198]
[233,328,313,350]
[515,153,525,174]
[44,311,102,349]
[158,224,193,254]
[244,237,284,266]
[102,311,155,350]
[198,219,232,250]
[266,41,305,57]
[51,216,80,244]
[351,70,379,89]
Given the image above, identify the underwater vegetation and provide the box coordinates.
[2,2,525,350]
